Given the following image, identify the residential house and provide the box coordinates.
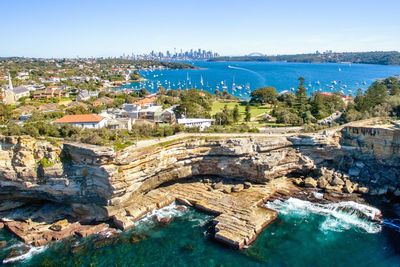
[32,87,68,99]
[159,109,176,124]
[320,92,352,106]
[76,90,99,101]
[138,105,163,120]
[16,71,30,80]
[177,118,214,131]
[134,95,158,108]
[101,108,133,130]
[55,114,107,129]
[92,97,114,107]
[122,103,141,118]
[107,118,133,131]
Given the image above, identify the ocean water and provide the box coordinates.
[120,61,400,97]
[1,200,400,267]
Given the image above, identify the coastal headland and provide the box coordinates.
[0,118,399,257]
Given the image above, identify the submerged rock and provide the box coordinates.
[0,240,7,249]
[181,243,195,252]
[130,232,148,244]
[357,187,369,194]
[3,245,30,263]
[155,215,173,226]
[175,205,188,212]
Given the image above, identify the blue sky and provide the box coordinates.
[1,0,399,57]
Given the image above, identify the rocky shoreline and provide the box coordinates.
[0,122,399,259]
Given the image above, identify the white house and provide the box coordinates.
[76,90,99,101]
[177,118,214,131]
[55,114,107,129]
[122,103,141,118]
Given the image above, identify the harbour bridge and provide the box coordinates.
[246,52,265,57]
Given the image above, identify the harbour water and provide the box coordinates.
[121,61,400,97]
[1,200,400,267]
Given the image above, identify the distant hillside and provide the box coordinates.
[210,51,400,65]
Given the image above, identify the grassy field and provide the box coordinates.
[211,100,271,122]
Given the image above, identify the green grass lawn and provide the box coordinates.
[211,100,271,122]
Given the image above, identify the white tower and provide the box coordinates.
[8,72,13,90]
[2,72,16,104]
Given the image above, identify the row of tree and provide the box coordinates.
[250,77,345,125]
[343,77,400,121]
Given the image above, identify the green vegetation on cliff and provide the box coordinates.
[210,51,400,65]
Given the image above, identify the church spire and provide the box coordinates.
[8,72,13,90]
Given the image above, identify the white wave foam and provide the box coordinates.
[266,198,382,234]
[136,202,187,226]
[2,245,47,264]
[188,215,212,228]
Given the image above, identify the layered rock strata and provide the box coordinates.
[0,123,399,249]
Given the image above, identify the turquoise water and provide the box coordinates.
[1,200,400,267]
[121,61,400,97]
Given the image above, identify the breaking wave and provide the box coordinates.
[2,244,47,264]
[136,202,187,226]
[266,198,382,234]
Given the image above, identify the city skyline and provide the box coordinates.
[1,0,400,58]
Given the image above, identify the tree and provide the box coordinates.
[354,88,366,112]
[277,92,296,108]
[244,103,251,122]
[130,71,141,81]
[383,77,400,96]
[214,105,233,125]
[364,82,388,108]
[250,87,278,105]
[294,77,308,114]
[157,86,167,95]
[310,93,328,119]
[214,89,221,98]
[356,82,388,112]
[0,104,13,123]
[23,124,40,138]
[310,92,345,120]
[272,106,302,125]
[232,105,240,123]
[174,89,212,118]
[138,88,149,97]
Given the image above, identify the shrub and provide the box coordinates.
[38,157,55,168]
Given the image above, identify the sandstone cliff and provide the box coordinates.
[0,125,399,221]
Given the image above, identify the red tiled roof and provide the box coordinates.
[320,92,333,96]
[134,96,157,107]
[55,114,105,123]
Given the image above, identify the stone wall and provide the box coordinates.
[339,126,400,195]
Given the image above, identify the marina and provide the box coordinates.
[120,61,400,98]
